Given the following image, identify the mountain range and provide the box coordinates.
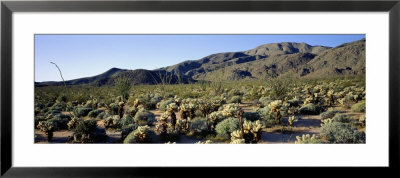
[35,38,365,87]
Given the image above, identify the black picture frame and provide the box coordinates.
[1,0,399,177]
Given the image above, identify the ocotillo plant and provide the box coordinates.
[50,61,68,96]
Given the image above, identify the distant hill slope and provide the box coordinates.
[35,39,365,87]
[35,68,195,87]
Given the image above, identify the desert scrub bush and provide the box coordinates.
[72,119,107,143]
[256,107,275,126]
[50,102,67,111]
[215,117,240,139]
[258,97,272,107]
[87,109,104,118]
[123,125,158,143]
[299,103,321,115]
[108,103,119,115]
[115,77,132,101]
[320,122,365,143]
[73,106,93,117]
[229,96,242,104]
[158,98,175,111]
[119,115,134,128]
[124,107,138,118]
[189,117,209,134]
[320,110,342,120]
[96,112,110,119]
[120,123,139,141]
[268,79,288,100]
[351,100,366,112]
[134,108,156,126]
[73,119,97,135]
[48,115,71,130]
[295,134,323,144]
[332,113,350,123]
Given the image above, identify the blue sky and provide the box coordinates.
[35,34,365,82]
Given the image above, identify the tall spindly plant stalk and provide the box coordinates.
[50,62,68,96]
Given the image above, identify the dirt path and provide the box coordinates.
[35,129,74,143]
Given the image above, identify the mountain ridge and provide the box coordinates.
[35,38,365,87]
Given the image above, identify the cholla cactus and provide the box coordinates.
[327,90,335,106]
[167,103,178,113]
[268,100,282,111]
[268,100,282,124]
[288,116,298,126]
[295,134,321,144]
[221,104,239,117]
[241,120,264,143]
[231,139,245,144]
[321,118,333,126]
[229,130,245,144]
[242,120,252,133]
[135,125,151,142]
[337,98,345,106]
[37,121,55,141]
[207,111,224,130]
[174,96,182,104]
[196,140,213,144]
[67,117,80,129]
[160,112,169,122]
[250,120,263,133]
[359,115,366,127]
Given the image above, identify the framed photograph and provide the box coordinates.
[1,0,399,177]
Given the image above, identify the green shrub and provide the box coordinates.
[134,109,156,126]
[49,115,71,130]
[351,100,366,112]
[50,102,67,111]
[123,125,158,143]
[256,107,275,125]
[73,107,93,117]
[320,122,365,143]
[320,110,342,120]
[108,103,119,115]
[258,97,272,107]
[229,96,241,104]
[73,119,97,135]
[120,123,139,140]
[125,107,137,117]
[46,102,55,107]
[115,77,132,100]
[96,112,109,119]
[87,109,104,118]
[299,103,321,115]
[190,117,209,133]
[215,117,240,139]
[119,115,134,128]
[158,98,175,111]
[332,113,350,123]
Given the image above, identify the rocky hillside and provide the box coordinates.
[35,38,365,86]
